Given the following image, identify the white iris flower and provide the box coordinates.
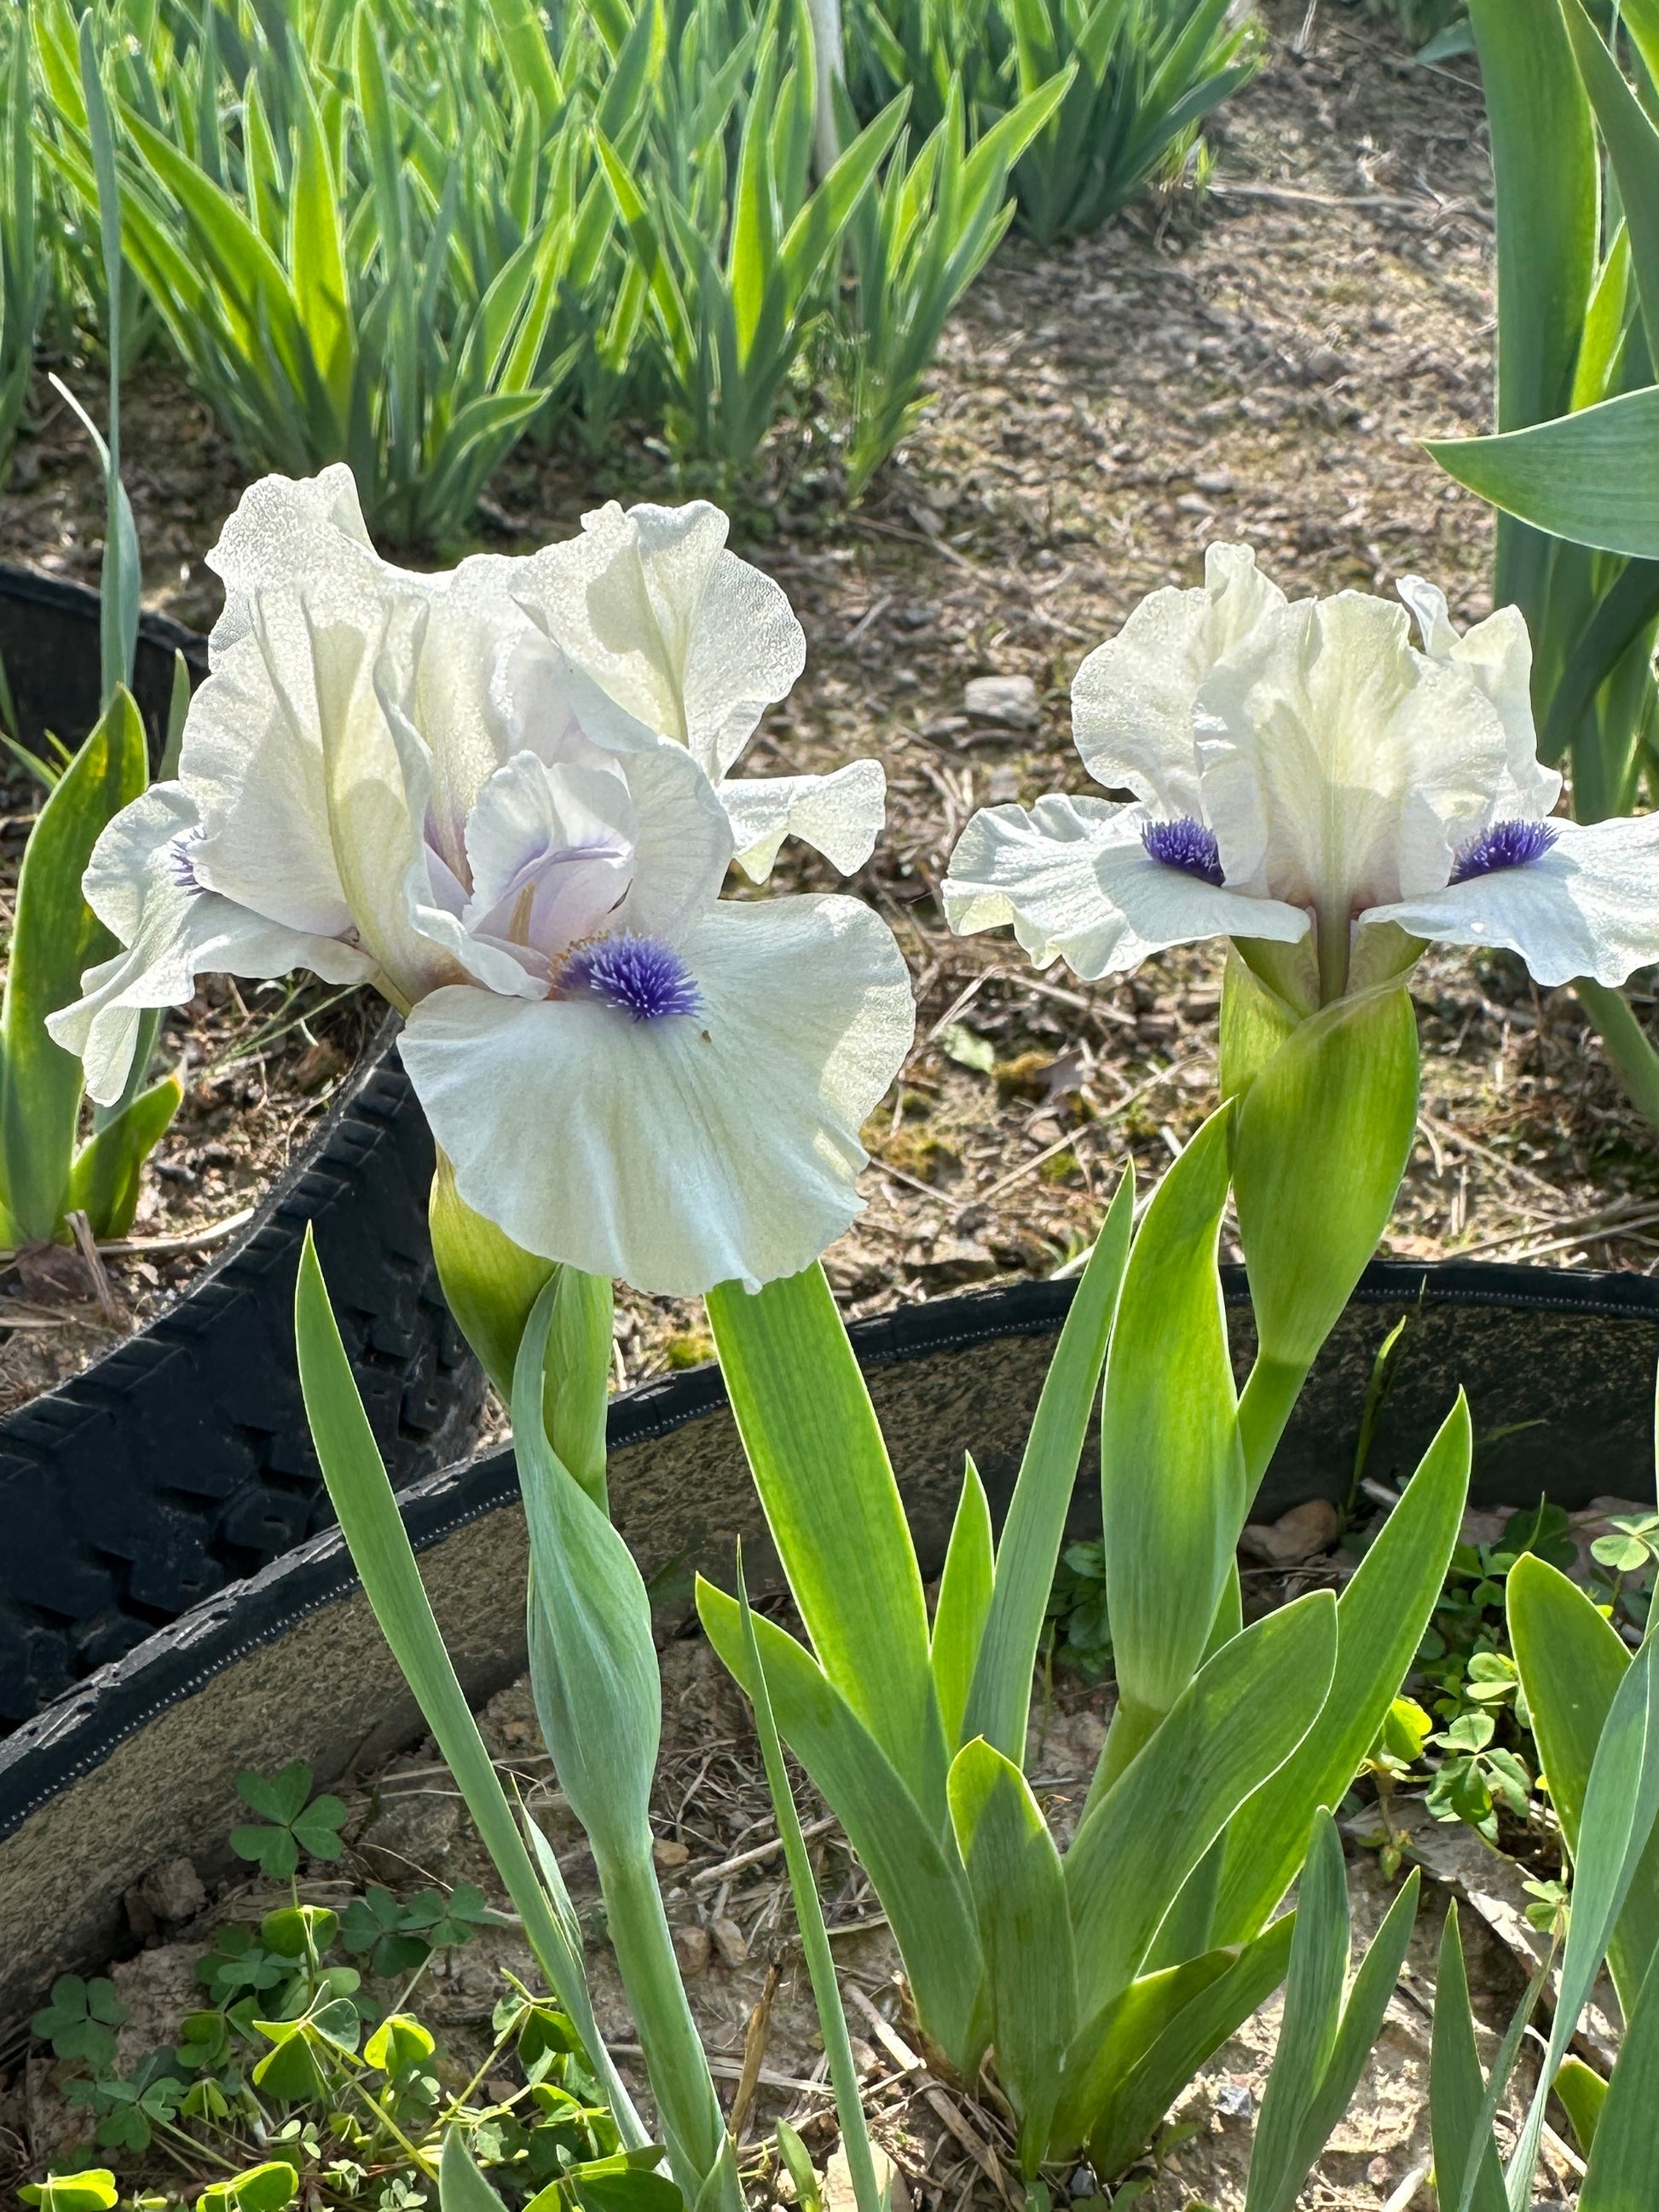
[943,545,1659,1006]
[48,469,913,1296]
[515,498,887,882]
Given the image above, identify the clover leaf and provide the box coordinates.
[405,1884,500,1951]
[197,2160,299,2212]
[32,1976,130,2071]
[18,2172,118,2212]
[231,1764,348,1879]
[66,2053,187,2152]
[342,1888,431,1981]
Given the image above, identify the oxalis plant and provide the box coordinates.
[46,488,1659,2198]
[1431,1464,1659,2212]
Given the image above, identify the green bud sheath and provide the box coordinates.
[429,1158,613,1511]
[1219,945,1304,1102]
[1231,983,1419,1478]
[428,1151,555,1400]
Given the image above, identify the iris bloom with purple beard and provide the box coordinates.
[47,469,914,1296]
[942,546,1659,1007]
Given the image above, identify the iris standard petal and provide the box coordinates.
[204,464,427,654]
[611,739,734,940]
[1363,812,1659,988]
[46,786,373,1104]
[718,760,888,882]
[942,793,1309,981]
[1071,542,1285,812]
[1194,591,1508,911]
[182,594,375,944]
[515,500,806,777]
[398,895,914,1296]
[1398,576,1562,820]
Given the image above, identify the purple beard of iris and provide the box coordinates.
[561,933,702,1021]
[1142,815,1225,888]
[1449,817,1558,886]
[165,829,205,892]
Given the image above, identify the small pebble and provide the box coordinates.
[652,1836,691,1869]
[964,674,1039,729]
[671,1924,711,1977]
[710,1915,749,1967]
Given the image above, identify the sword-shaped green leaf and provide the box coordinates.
[1509,1553,1659,2015]
[1211,1392,1471,1944]
[947,1738,1075,2173]
[963,1168,1133,1761]
[292,1229,646,2152]
[931,1458,993,1754]
[705,1262,945,1820]
[1,688,147,1240]
[1066,1591,1336,2015]
[1095,1108,1241,1779]
[696,1575,983,2071]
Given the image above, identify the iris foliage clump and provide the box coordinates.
[0,0,1256,519]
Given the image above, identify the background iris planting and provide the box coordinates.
[0,0,1255,521]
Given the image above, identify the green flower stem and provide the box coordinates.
[1575,977,1659,1135]
[1238,1354,1309,1500]
[594,1844,737,2212]
[1315,906,1351,1004]
[343,2067,436,2178]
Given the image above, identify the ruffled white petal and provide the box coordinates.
[1195,592,1508,910]
[718,760,887,882]
[204,465,430,655]
[182,595,367,944]
[610,739,734,939]
[398,896,914,1295]
[1071,542,1285,811]
[1363,813,1659,988]
[514,500,806,777]
[45,787,373,1104]
[1399,577,1561,820]
[941,794,1309,981]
